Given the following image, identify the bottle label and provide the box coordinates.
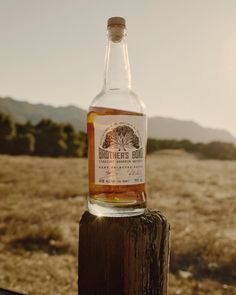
[94,115,146,185]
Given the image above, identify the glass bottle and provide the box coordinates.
[87,17,147,217]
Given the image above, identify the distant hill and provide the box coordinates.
[148,117,236,144]
[0,97,87,132]
[0,97,235,144]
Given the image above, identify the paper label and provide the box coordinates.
[94,115,146,185]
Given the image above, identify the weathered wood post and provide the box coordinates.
[78,209,170,295]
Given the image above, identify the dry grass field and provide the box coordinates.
[0,151,235,294]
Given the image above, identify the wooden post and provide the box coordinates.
[78,209,170,295]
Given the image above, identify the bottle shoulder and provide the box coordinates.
[89,89,146,114]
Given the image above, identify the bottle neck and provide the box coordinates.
[103,28,131,91]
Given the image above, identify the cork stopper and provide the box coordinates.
[107,17,126,28]
[107,17,126,42]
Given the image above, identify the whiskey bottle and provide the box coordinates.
[87,17,147,217]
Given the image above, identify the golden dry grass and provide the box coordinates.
[0,151,235,294]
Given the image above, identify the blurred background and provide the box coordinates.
[0,1,235,294]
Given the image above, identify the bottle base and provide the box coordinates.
[88,198,146,217]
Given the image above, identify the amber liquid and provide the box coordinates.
[87,106,146,211]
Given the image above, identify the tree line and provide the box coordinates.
[0,112,236,160]
[147,138,236,160]
[0,112,87,157]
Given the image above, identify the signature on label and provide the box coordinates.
[127,167,142,176]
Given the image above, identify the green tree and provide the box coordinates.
[16,121,35,136]
[147,138,161,154]
[34,119,67,157]
[0,113,15,139]
[12,133,35,155]
[0,113,16,153]
[63,124,81,157]
[78,132,88,157]
[180,139,194,152]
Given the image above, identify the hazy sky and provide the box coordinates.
[0,0,236,135]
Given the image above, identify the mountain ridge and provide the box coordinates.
[0,96,235,144]
[148,116,236,144]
